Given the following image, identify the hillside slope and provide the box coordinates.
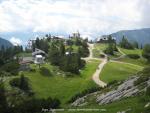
[107,28,150,45]
[0,37,13,48]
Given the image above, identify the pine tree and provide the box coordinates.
[35,37,40,49]
[48,43,60,65]
[142,44,150,62]
[60,42,65,56]
[20,74,30,91]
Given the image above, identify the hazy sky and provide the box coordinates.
[0,0,150,44]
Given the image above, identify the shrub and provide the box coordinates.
[79,59,86,69]
[39,67,52,76]
[143,106,150,113]
[68,86,102,103]
[127,54,140,59]
[30,68,36,72]
[0,61,20,75]
[9,78,20,88]
[100,54,105,58]
[0,71,12,77]
[9,74,31,92]
[134,76,149,86]
[107,80,118,86]
[16,97,60,113]
[140,66,150,77]
[146,86,150,96]
[104,44,114,55]
[142,44,150,62]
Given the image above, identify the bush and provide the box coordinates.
[79,46,89,57]
[9,74,31,92]
[143,106,150,113]
[68,86,102,103]
[134,76,149,86]
[104,44,114,55]
[100,54,105,58]
[107,80,118,86]
[30,68,36,72]
[0,71,12,77]
[140,66,150,77]
[9,78,20,88]
[79,59,86,69]
[39,67,52,76]
[146,86,150,96]
[0,61,20,75]
[142,44,150,62]
[15,97,60,113]
[127,54,140,59]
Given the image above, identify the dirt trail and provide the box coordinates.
[86,44,143,87]
[86,43,107,87]
[92,58,107,87]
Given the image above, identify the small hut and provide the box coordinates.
[34,55,44,64]
[32,48,46,66]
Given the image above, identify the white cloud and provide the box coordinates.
[10,37,22,45]
[0,0,149,37]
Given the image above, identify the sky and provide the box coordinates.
[0,0,150,45]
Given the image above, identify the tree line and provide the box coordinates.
[32,35,89,74]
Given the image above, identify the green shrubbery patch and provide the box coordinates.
[39,67,52,76]
[134,76,149,86]
[15,97,60,113]
[9,74,31,92]
[0,61,20,75]
[127,54,140,59]
[140,66,150,77]
[146,86,150,96]
[0,71,12,77]
[68,86,102,103]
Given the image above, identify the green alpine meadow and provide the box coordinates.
[0,0,150,113]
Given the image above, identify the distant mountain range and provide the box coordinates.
[0,28,150,47]
[105,28,150,45]
[0,37,13,49]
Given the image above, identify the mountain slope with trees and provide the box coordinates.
[105,28,150,45]
[0,37,13,49]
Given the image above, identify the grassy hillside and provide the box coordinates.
[100,62,142,83]
[119,47,142,55]
[22,59,100,106]
[117,57,147,66]
[117,47,147,66]
[94,43,108,51]
[93,44,107,58]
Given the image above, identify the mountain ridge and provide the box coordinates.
[0,37,13,49]
[104,28,150,45]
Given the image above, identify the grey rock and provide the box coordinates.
[71,97,86,106]
[97,76,150,105]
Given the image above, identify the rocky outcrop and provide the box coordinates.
[96,76,150,105]
[71,76,150,107]
[71,97,86,106]
[71,92,98,107]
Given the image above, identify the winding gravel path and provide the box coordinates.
[92,58,107,87]
[85,43,143,87]
[86,43,107,87]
